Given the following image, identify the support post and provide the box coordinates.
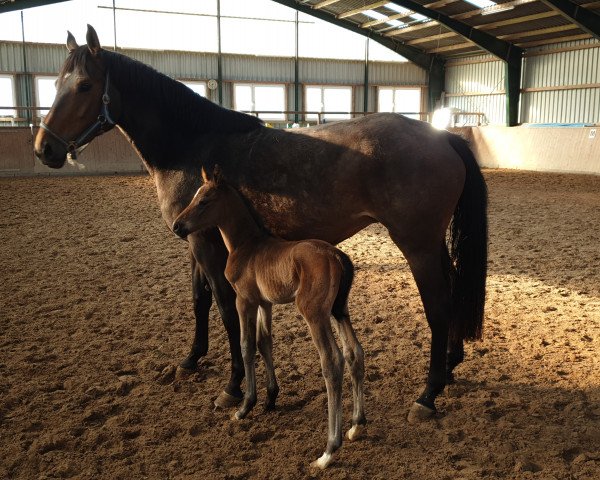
[364,36,370,114]
[428,57,445,114]
[505,53,522,127]
[20,11,32,125]
[217,0,223,106]
[294,11,299,123]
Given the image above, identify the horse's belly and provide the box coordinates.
[257,278,296,305]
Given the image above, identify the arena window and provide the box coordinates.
[305,85,352,122]
[378,87,422,120]
[35,76,59,118]
[233,83,286,121]
[0,75,16,119]
[180,80,207,97]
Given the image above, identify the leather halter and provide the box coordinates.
[40,71,116,160]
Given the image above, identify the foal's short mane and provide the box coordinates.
[63,46,264,135]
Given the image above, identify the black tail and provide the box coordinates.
[447,133,488,341]
[332,250,355,320]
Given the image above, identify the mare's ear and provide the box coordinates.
[86,24,102,56]
[66,31,78,52]
[201,166,210,183]
[213,165,224,186]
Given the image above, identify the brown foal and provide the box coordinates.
[172,167,366,469]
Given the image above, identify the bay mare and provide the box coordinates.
[34,26,487,419]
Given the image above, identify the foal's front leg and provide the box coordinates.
[257,304,279,410]
[234,297,258,420]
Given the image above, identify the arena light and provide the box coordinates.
[431,108,453,130]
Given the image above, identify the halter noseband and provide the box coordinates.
[40,71,116,161]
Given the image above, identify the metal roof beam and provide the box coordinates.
[384,0,523,61]
[0,0,69,13]
[270,0,442,71]
[337,1,388,19]
[540,0,600,40]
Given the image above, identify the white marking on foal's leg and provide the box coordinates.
[310,452,333,470]
[347,423,365,441]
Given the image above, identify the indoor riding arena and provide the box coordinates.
[1,1,599,480]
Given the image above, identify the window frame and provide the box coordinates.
[0,74,17,118]
[35,75,59,118]
[377,86,423,120]
[233,82,287,122]
[304,84,353,122]
[179,79,208,98]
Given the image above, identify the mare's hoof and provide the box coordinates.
[310,452,333,470]
[407,401,436,424]
[214,390,243,409]
[347,424,365,441]
[175,366,194,381]
[179,357,198,371]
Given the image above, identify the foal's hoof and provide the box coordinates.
[347,424,365,441]
[407,402,436,424]
[214,390,243,409]
[310,452,333,470]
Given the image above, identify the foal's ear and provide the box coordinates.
[201,166,210,183]
[66,31,79,52]
[86,24,102,56]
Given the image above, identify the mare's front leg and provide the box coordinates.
[189,230,244,407]
[234,297,258,420]
[180,252,211,370]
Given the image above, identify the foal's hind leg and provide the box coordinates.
[332,311,366,440]
[301,308,344,470]
[256,304,279,410]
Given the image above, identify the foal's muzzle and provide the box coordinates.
[172,221,188,239]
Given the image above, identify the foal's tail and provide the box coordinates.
[332,250,355,320]
[447,133,488,341]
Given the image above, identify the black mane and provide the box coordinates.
[64,47,264,135]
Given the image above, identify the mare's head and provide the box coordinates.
[172,166,232,239]
[34,25,118,168]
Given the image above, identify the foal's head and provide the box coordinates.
[172,166,231,238]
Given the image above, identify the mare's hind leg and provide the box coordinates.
[234,297,258,420]
[256,304,279,410]
[331,310,366,440]
[442,243,464,384]
[398,241,453,421]
[300,307,344,470]
[180,254,211,370]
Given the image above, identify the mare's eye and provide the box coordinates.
[77,82,92,93]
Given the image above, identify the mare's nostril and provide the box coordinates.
[173,222,182,236]
[43,142,53,158]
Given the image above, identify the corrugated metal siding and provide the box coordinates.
[445,57,506,125]
[368,61,427,86]
[521,89,600,124]
[222,55,294,82]
[446,94,506,126]
[521,39,600,124]
[299,58,363,84]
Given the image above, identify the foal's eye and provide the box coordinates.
[77,82,92,93]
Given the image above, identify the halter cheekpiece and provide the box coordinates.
[40,71,116,161]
